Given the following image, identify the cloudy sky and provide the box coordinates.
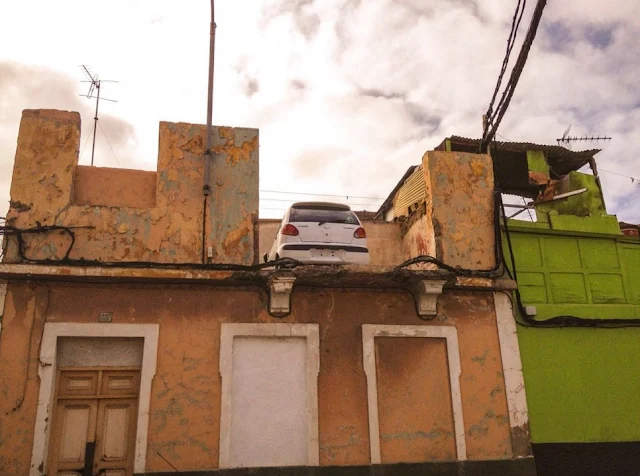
[1,0,638,222]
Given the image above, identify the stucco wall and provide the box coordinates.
[258,220,280,261]
[4,109,258,265]
[257,220,404,266]
[402,203,435,268]
[507,226,640,444]
[422,151,496,270]
[73,166,157,209]
[0,282,514,473]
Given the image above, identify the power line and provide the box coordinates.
[481,0,547,151]
[97,121,121,166]
[259,189,386,200]
[485,0,527,126]
[261,197,382,206]
[600,168,640,186]
[79,123,95,161]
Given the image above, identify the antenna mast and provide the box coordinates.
[80,65,118,166]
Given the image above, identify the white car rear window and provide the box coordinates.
[290,208,359,225]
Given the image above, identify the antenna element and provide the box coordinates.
[79,65,118,166]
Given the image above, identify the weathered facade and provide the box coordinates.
[4,109,259,265]
[0,110,533,476]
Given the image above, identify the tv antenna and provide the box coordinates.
[556,124,611,149]
[79,65,118,166]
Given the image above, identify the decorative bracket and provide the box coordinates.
[412,279,447,319]
[268,276,296,317]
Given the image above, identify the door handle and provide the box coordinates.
[83,442,95,476]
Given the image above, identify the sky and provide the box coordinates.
[0,0,638,222]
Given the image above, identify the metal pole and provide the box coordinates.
[203,0,216,195]
[91,81,100,166]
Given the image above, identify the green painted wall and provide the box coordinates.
[506,225,640,443]
[526,150,549,176]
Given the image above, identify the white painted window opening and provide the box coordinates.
[29,323,159,476]
[219,323,320,468]
[362,324,466,463]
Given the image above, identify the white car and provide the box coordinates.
[265,202,370,265]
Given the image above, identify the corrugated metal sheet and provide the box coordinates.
[393,165,426,218]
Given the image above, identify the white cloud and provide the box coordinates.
[0,0,638,222]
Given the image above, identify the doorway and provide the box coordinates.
[47,368,140,476]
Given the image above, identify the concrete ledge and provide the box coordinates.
[0,263,515,292]
[135,458,536,476]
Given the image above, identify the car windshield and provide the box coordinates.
[290,207,359,225]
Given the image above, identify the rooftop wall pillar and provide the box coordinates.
[8,110,80,227]
[422,151,496,270]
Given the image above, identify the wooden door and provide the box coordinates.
[48,369,140,476]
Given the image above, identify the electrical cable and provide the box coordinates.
[79,122,95,161]
[397,188,508,278]
[98,121,121,166]
[0,225,88,261]
[485,0,527,124]
[599,168,640,186]
[259,190,386,200]
[481,0,547,151]
[261,198,382,207]
[0,224,305,270]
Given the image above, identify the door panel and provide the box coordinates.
[49,399,98,474]
[95,398,138,475]
[102,405,129,459]
[60,406,92,461]
[100,370,140,396]
[59,371,99,397]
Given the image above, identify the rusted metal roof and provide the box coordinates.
[393,165,426,218]
[439,135,600,160]
[375,166,418,219]
[437,136,601,197]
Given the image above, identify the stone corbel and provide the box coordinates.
[268,276,296,317]
[412,279,447,319]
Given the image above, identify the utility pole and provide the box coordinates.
[203,0,217,196]
[202,0,217,264]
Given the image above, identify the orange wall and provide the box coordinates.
[4,109,258,265]
[0,282,513,473]
[422,151,496,270]
[73,166,157,209]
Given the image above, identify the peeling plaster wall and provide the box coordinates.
[3,109,258,265]
[0,282,515,473]
[402,203,436,268]
[422,151,496,270]
[257,220,405,266]
[258,220,280,261]
[362,221,405,266]
[73,166,157,209]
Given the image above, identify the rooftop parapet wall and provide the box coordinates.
[421,151,496,270]
[4,109,258,265]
